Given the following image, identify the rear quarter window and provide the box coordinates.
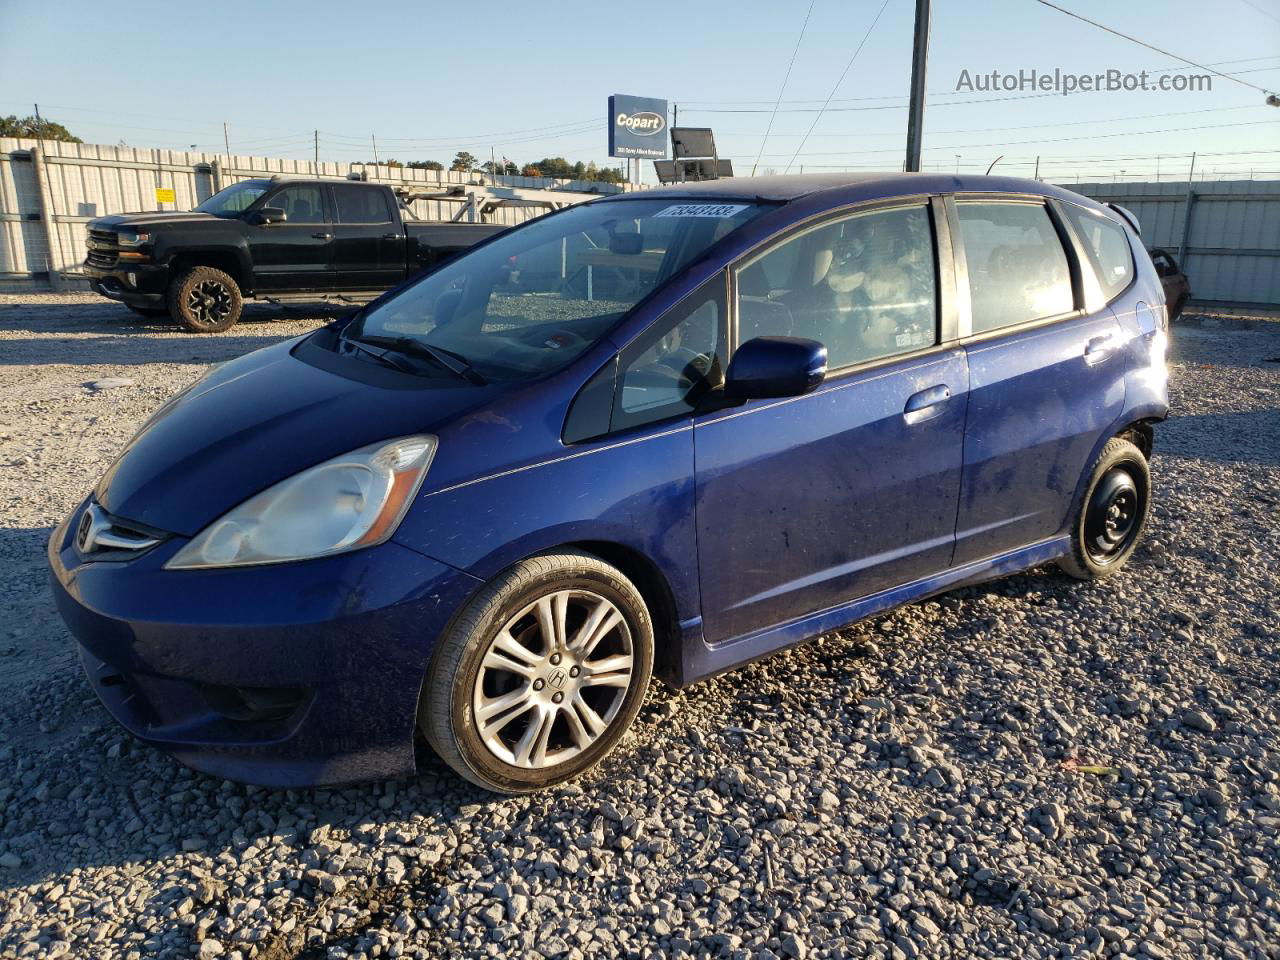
[1062,203,1135,300]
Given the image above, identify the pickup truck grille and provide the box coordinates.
[86,229,118,268]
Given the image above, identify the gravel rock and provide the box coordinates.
[1,297,1279,959]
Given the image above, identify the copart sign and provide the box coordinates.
[608,94,669,159]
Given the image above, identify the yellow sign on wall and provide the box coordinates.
[155,187,176,204]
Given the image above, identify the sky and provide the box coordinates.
[2,0,1278,184]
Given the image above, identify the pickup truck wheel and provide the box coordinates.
[169,266,243,333]
[420,550,654,794]
[1057,437,1151,581]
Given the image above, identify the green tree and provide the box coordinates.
[450,151,478,172]
[0,114,82,142]
[409,160,444,171]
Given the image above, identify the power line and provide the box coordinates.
[755,119,1277,160]
[753,0,815,176]
[677,56,1280,106]
[784,0,893,173]
[1031,0,1277,95]
[715,103,1260,140]
[1238,0,1280,26]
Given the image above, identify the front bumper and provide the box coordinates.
[48,498,482,786]
[84,260,169,307]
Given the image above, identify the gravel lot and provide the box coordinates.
[1,293,1277,960]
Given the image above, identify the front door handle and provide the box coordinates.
[1084,333,1117,366]
[382,232,400,240]
[312,231,333,240]
[904,384,951,425]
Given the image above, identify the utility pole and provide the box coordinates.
[314,130,319,171]
[223,122,231,167]
[1034,156,1040,180]
[904,0,930,172]
[33,103,44,140]
[372,135,380,167]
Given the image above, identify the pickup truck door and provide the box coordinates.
[331,184,406,290]
[252,183,338,292]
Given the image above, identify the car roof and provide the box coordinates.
[597,171,1106,210]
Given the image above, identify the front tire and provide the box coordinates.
[168,266,243,333]
[420,551,654,794]
[1057,437,1151,580]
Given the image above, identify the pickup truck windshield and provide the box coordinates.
[349,198,766,382]
[195,179,272,218]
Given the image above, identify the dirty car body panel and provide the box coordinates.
[50,173,1168,785]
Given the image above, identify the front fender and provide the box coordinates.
[393,425,701,624]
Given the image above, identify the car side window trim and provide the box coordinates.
[728,198,951,383]
[1052,198,1139,311]
[561,271,730,445]
[946,194,1087,346]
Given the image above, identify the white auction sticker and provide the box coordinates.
[653,203,750,219]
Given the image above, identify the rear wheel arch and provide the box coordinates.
[1116,420,1154,459]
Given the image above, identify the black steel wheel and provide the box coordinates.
[1058,436,1151,580]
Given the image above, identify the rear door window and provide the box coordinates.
[335,185,394,224]
[1061,203,1134,299]
[955,201,1073,333]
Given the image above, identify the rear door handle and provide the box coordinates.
[904,384,951,425]
[312,232,333,240]
[1085,333,1117,365]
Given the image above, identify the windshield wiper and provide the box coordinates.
[338,336,421,375]
[357,335,488,385]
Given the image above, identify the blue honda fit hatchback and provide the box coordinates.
[49,173,1169,793]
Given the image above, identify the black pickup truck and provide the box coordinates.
[83,177,506,332]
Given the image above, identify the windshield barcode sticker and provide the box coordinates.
[653,204,750,219]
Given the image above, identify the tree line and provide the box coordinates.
[0,116,628,183]
[376,152,627,183]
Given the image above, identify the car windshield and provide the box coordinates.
[195,180,271,218]
[348,198,768,381]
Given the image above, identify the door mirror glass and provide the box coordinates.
[725,336,827,400]
[255,206,287,225]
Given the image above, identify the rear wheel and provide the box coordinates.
[1057,437,1151,580]
[420,551,654,794]
[168,266,243,333]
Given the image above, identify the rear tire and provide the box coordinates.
[1057,437,1151,580]
[168,266,243,333]
[420,550,654,794]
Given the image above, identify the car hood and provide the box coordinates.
[95,336,498,537]
[90,211,224,228]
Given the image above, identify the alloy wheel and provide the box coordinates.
[472,589,634,769]
[186,279,233,327]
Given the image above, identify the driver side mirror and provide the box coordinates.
[254,206,287,225]
[725,336,827,401]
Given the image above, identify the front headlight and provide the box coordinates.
[166,435,437,569]
[117,228,150,247]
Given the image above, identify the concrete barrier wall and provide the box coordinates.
[0,138,637,287]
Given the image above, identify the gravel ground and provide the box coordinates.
[0,293,1277,960]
